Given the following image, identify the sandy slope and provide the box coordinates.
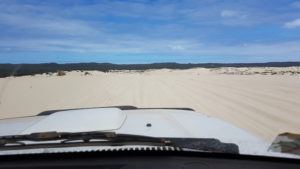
[0,67,300,142]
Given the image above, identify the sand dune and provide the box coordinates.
[0,67,300,142]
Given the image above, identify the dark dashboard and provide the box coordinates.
[0,151,299,169]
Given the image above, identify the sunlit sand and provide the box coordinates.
[0,67,300,143]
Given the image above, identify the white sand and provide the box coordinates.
[0,67,300,142]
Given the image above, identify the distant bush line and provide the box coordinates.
[0,62,300,78]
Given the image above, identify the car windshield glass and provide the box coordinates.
[0,0,300,159]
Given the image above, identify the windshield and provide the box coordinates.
[0,0,300,158]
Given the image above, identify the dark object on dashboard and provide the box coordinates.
[269,132,300,156]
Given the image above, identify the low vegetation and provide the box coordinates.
[84,72,91,75]
[0,62,299,77]
[57,70,66,76]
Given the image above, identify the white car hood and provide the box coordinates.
[0,108,298,158]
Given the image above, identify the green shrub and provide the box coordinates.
[57,70,66,76]
[84,72,91,75]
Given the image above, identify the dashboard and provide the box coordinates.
[0,151,299,169]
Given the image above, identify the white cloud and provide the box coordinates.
[0,38,199,54]
[219,41,300,56]
[220,10,239,18]
[0,13,101,36]
[168,45,185,50]
[0,0,300,62]
[1,38,299,60]
[219,10,251,26]
[284,18,300,28]
[291,1,300,8]
[60,1,176,20]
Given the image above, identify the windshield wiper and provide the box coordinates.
[0,131,239,154]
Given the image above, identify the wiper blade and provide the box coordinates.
[0,131,117,144]
[0,131,168,145]
[0,131,239,154]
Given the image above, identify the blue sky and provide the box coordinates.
[1,0,300,63]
